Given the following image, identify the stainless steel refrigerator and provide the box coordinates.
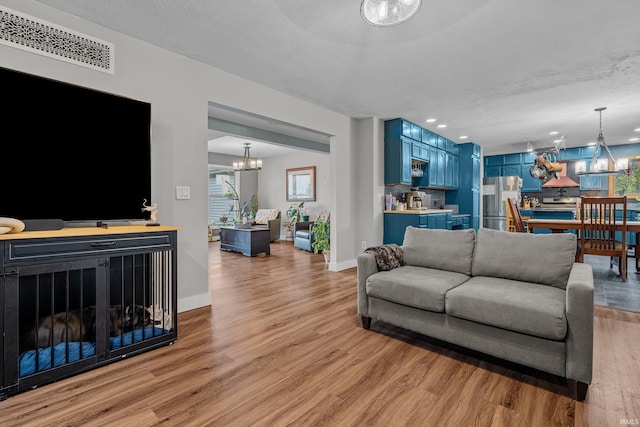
[482,176,522,231]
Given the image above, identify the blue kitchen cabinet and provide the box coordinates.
[451,155,459,188]
[503,153,522,165]
[384,120,413,185]
[485,165,501,177]
[386,118,460,189]
[446,143,481,230]
[428,213,449,230]
[383,213,429,245]
[436,149,446,187]
[502,164,521,177]
[384,212,453,244]
[422,128,437,147]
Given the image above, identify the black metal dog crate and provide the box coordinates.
[0,227,178,399]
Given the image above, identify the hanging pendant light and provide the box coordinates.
[361,0,422,27]
[576,107,625,177]
[233,143,262,171]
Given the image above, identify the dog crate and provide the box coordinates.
[0,227,178,399]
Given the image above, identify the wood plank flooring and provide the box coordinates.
[1,240,639,426]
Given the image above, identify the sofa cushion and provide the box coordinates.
[445,276,567,340]
[402,227,476,276]
[366,266,470,312]
[254,209,279,225]
[471,228,576,289]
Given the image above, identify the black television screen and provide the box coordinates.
[0,67,151,225]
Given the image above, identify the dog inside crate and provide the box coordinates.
[18,253,173,377]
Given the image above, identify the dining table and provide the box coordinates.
[525,218,640,271]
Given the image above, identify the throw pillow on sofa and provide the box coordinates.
[471,228,576,289]
[254,209,279,225]
[402,227,476,276]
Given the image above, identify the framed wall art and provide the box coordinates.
[286,166,316,202]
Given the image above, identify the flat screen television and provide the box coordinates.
[0,67,152,229]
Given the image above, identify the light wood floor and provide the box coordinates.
[1,241,639,426]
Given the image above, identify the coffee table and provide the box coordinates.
[220,226,270,256]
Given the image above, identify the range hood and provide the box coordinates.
[541,162,580,187]
[542,175,580,187]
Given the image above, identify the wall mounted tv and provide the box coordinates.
[0,67,152,229]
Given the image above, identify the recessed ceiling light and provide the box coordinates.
[459,135,468,139]
[553,139,562,143]
[635,128,640,132]
[426,118,436,123]
[549,131,559,135]
[587,141,597,146]
[630,137,640,142]
[437,124,447,128]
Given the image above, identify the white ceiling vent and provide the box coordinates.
[0,6,114,74]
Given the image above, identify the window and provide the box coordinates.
[208,167,235,224]
[609,156,640,198]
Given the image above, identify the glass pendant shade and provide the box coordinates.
[361,0,422,27]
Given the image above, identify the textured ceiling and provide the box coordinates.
[36,0,640,155]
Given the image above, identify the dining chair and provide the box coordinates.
[506,198,527,233]
[580,196,627,281]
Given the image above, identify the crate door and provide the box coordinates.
[5,258,106,390]
[107,250,175,354]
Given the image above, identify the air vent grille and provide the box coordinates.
[0,6,114,73]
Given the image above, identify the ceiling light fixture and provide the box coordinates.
[459,135,468,140]
[437,124,447,128]
[576,107,625,177]
[425,118,436,123]
[361,0,422,27]
[233,143,262,171]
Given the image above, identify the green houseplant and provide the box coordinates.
[311,217,330,264]
[286,202,305,224]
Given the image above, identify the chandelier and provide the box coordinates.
[575,107,626,177]
[361,0,422,27]
[233,143,262,171]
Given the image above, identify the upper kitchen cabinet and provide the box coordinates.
[385,119,413,185]
[385,118,459,189]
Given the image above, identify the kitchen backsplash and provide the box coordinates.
[384,185,446,209]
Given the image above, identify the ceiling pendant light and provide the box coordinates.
[576,107,625,177]
[361,0,422,27]
[233,143,262,171]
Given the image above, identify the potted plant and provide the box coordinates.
[286,202,305,224]
[311,217,330,265]
[300,206,309,222]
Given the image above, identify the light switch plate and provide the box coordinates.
[176,185,190,200]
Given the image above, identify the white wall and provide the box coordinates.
[1,0,363,311]
[257,150,331,236]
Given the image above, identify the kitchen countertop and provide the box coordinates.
[384,209,453,214]
[531,207,577,212]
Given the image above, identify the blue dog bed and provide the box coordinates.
[19,342,96,376]
[19,327,169,377]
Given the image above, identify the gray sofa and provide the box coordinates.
[357,227,594,401]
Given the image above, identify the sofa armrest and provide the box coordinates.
[357,253,379,318]
[267,216,281,242]
[565,262,594,384]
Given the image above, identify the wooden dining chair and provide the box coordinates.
[580,196,627,281]
[506,198,527,233]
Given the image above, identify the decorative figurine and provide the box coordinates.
[142,199,159,224]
